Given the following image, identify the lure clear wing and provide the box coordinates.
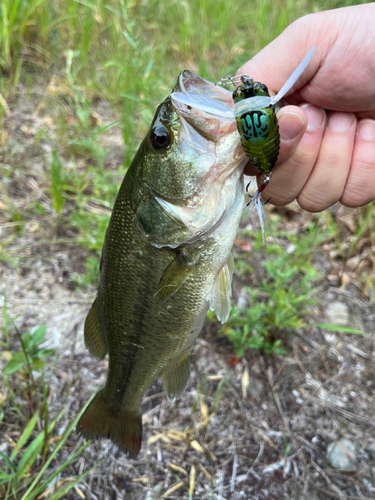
[233,46,316,116]
[270,46,316,105]
[171,92,233,118]
[233,95,271,117]
[172,46,316,118]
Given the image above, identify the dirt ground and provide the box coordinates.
[1,83,375,500]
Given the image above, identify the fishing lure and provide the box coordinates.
[218,46,316,208]
[170,47,316,240]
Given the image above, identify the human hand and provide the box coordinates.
[237,3,375,211]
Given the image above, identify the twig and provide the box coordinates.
[230,453,238,493]
[312,461,347,498]
[314,485,375,500]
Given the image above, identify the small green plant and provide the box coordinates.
[1,298,11,348]
[0,0,50,94]
[71,255,100,288]
[222,227,321,356]
[0,398,95,500]
[50,152,65,216]
[3,324,55,376]
[1,309,98,499]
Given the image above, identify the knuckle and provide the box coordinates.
[281,146,317,169]
[297,189,337,213]
[341,160,375,207]
[324,150,345,167]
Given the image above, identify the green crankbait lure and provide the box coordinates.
[170,47,316,239]
[233,78,280,177]
[218,46,316,206]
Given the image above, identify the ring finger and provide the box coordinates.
[298,111,357,212]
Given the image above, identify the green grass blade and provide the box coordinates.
[20,393,94,500]
[9,0,22,29]
[16,416,58,480]
[315,323,366,336]
[0,451,17,473]
[10,410,39,461]
[50,151,64,215]
[44,464,96,500]
[16,434,44,480]
[26,442,91,499]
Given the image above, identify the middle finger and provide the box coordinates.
[298,112,357,212]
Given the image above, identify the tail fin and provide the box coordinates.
[77,390,142,458]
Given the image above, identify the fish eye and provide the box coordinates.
[260,83,268,93]
[150,125,172,151]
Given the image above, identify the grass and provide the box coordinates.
[0,0,372,273]
[0,305,94,499]
[1,0,372,270]
[217,219,325,355]
[0,0,374,497]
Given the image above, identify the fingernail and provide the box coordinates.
[301,104,324,131]
[279,112,305,141]
[358,119,375,141]
[328,112,355,133]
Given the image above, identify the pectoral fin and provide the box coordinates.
[162,351,192,401]
[155,254,197,302]
[84,298,107,359]
[209,257,234,324]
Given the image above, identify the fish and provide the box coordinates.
[172,49,316,243]
[77,70,247,457]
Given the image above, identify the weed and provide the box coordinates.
[221,223,322,355]
[0,398,95,500]
[70,255,100,287]
[0,307,97,499]
[348,201,375,258]
[0,297,11,348]
[3,324,55,376]
[50,152,65,216]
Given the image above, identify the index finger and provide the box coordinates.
[237,18,320,100]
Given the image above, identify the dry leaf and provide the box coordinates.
[235,238,251,252]
[198,463,212,480]
[189,465,196,495]
[159,481,185,499]
[190,440,204,453]
[241,367,250,398]
[168,463,187,476]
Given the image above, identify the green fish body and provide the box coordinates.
[77,71,246,456]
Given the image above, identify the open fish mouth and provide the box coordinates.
[173,70,233,105]
[170,70,238,143]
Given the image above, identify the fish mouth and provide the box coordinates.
[174,70,232,105]
[170,70,238,143]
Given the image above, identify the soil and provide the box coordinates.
[1,82,375,500]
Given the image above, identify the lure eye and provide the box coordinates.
[150,125,172,151]
[233,88,244,99]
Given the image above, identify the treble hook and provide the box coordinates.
[245,173,272,207]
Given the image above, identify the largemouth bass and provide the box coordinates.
[77,71,246,456]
